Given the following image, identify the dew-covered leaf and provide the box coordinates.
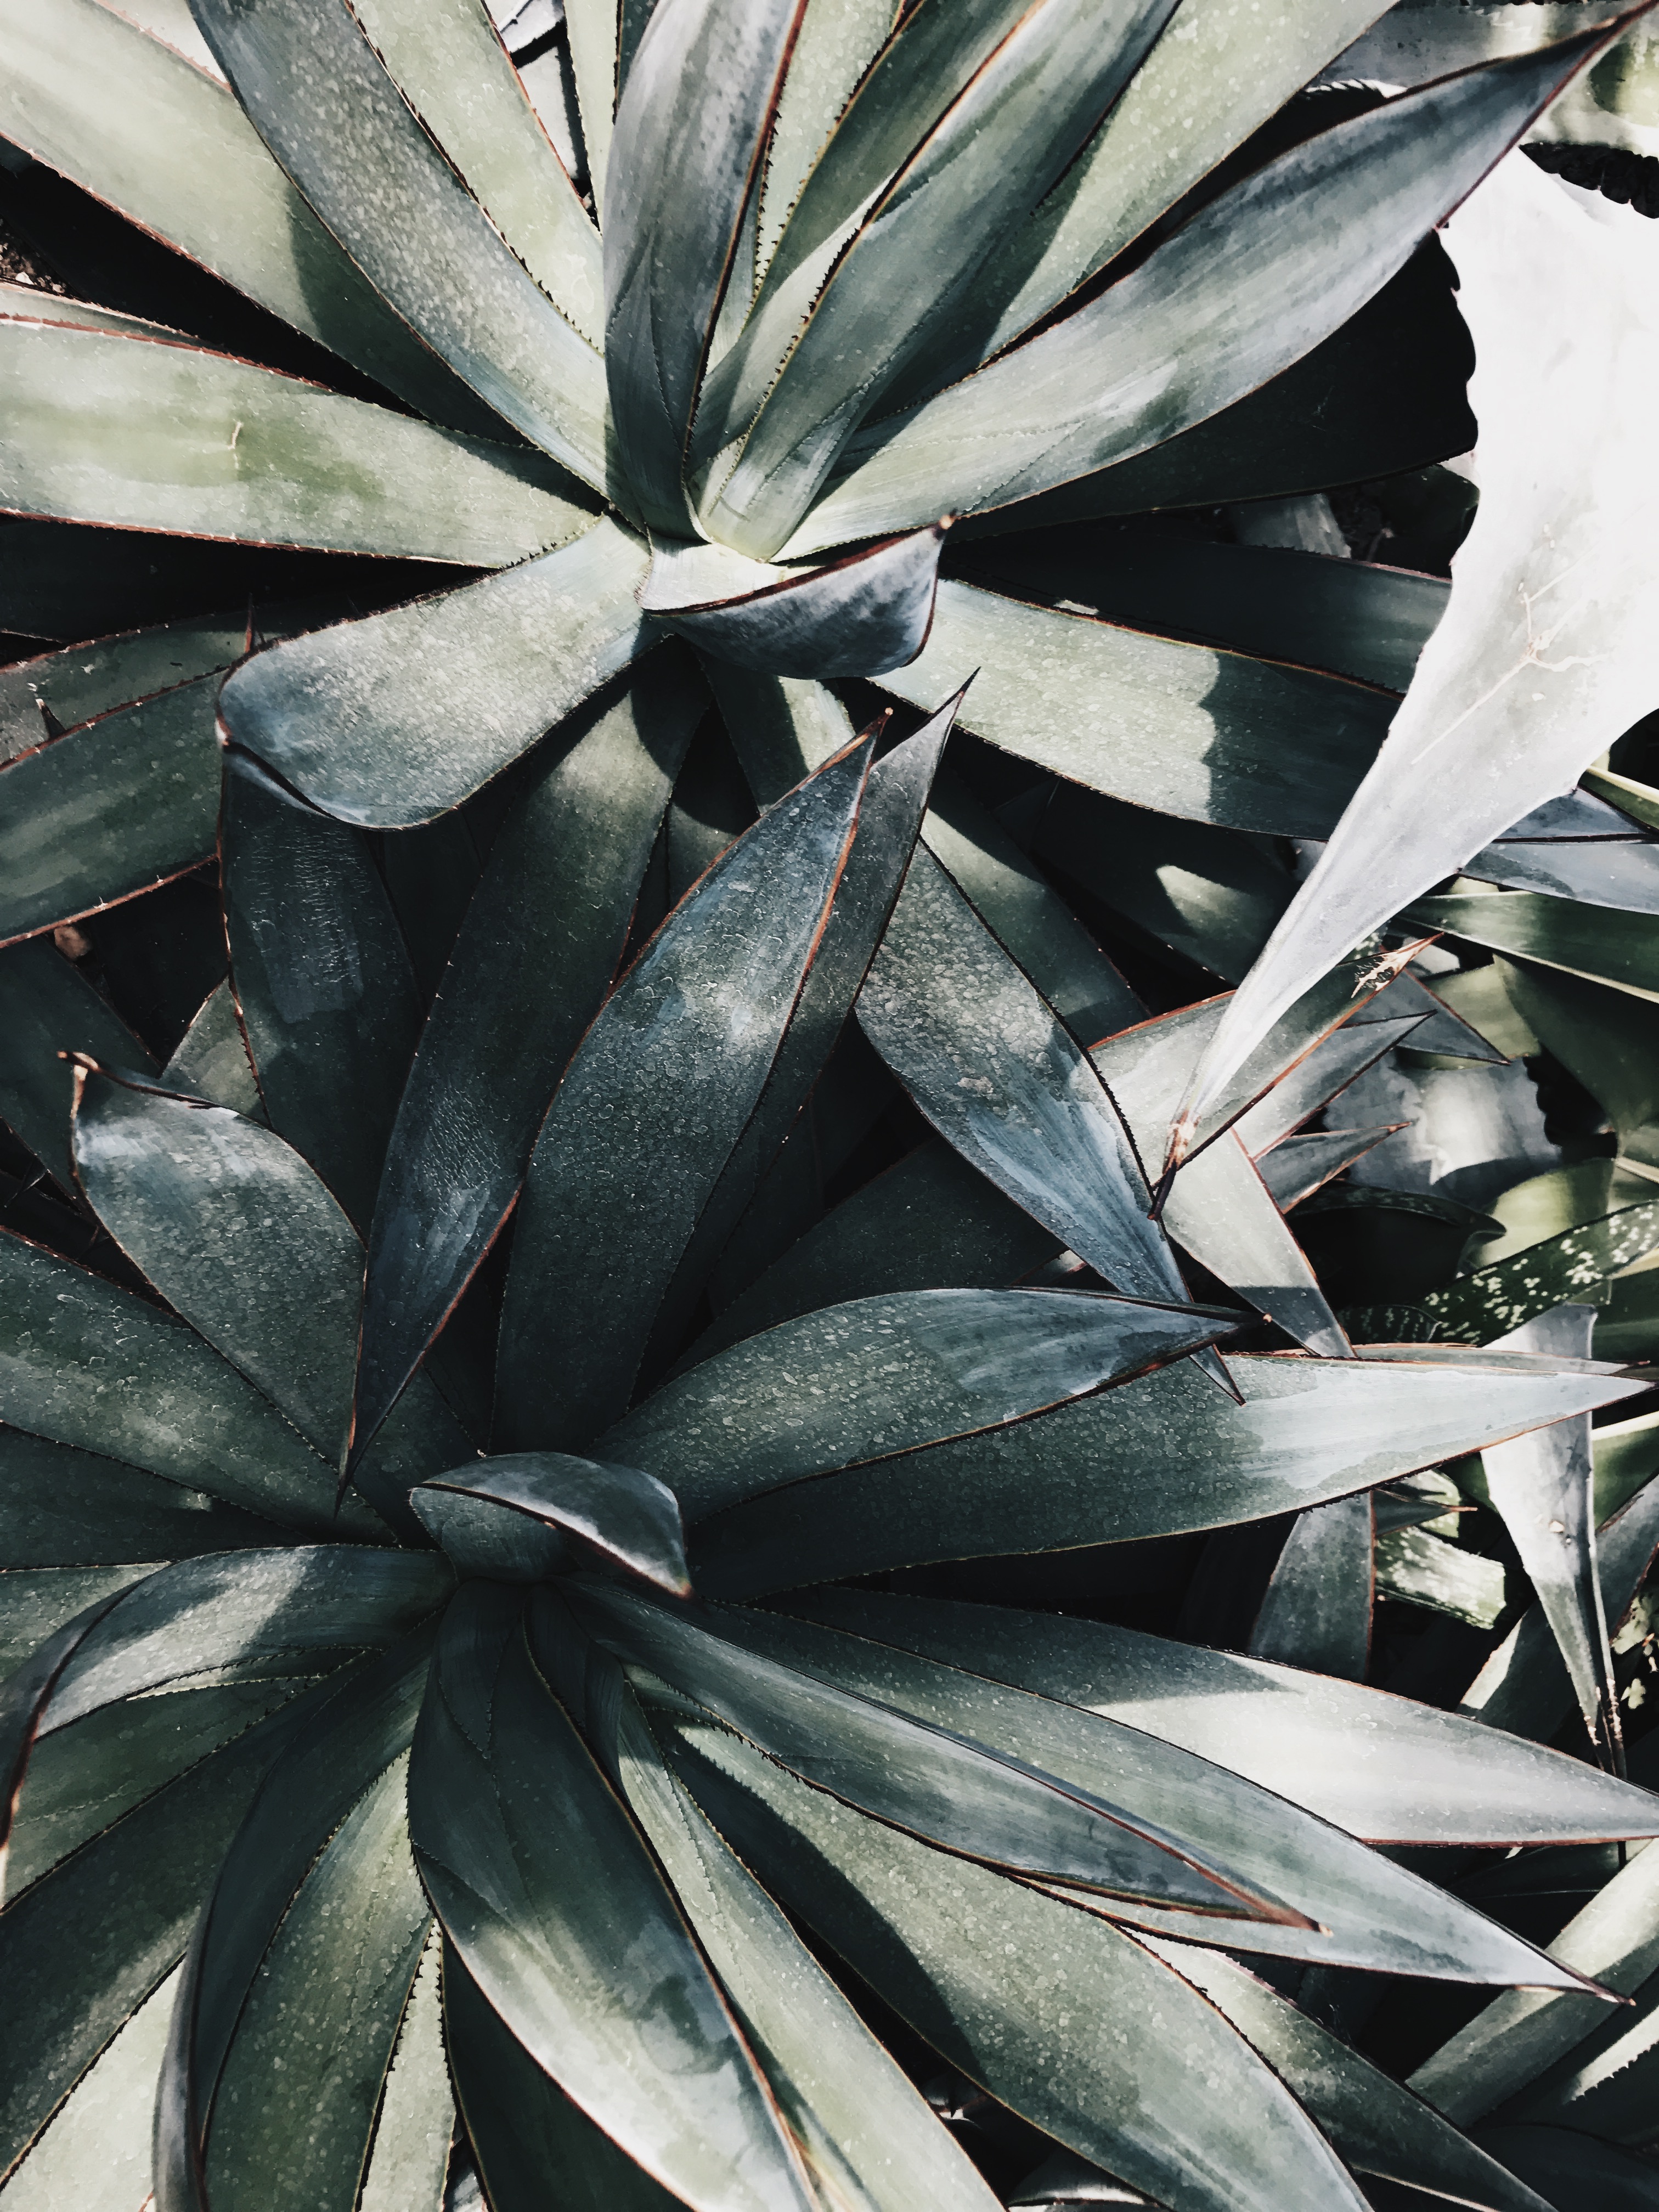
[494,733,873,1450]
[411,1453,689,1593]
[219,517,652,828]
[354,653,704,1460]
[405,1584,817,2212]
[1248,1492,1374,1680]
[0,939,156,1173]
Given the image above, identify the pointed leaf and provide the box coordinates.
[190,0,610,483]
[0,0,502,433]
[1408,887,1659,1004]
[1144,1940,1554,2212]
[1480,1306,1621,1758]
[856,847,1189,1308]
[357,1929,452,2212]
[608,1288,1231,1522]
[873,580,1394,838]
[665,1717,1371,2212]
[1463,836,1659,913]
[612,1684,1006,2212]
[494,733,874,1450]
[1259,1126,1406,1210]
[219,517,653,828]
[222,751,421,1232]
[405,1584,818,2212]
[0,1231,381,1533]
[1420,1198,1659,1345]
[0,321,586,558]
[603,0,808,531]
[1178,146,1659,1159]
[577,1584,1291,1920]
[411,1453,689,1593]
[443,1944,682,2212]
[0,1962,178,2208]
[1248,1492,1374,1680]
[354,653,704,1459]
[703,0,1179,556]
[721,1597,1621,1985]
[163,980,262,1119]
[642,703,958,1377]
[642,525,945,676]
[350,0,602,345]
[0,939,156,1173]
[689,1350,1646,1598]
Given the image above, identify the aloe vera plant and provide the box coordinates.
[6,0,1659,2208]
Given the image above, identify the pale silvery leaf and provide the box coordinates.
[1169,150,1659,1172]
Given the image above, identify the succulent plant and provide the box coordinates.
[7,1,1659,2209]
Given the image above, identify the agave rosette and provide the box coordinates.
[7,0,1659,2208]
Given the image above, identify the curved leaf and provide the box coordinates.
[1177,146,1659,1162]
[642,525,945,677]
[190,0,610,485]
[0,1231,381,1534]
[664,1717,1372,2212]
[703,0,1178,556]
[222,749,422,1233]
[0,680,219,948]
[1420,1198,1659,1345]
[857,847,1189,1310]
[155,1634,435,2212]
[405,1583,817,2212]
[798,1589,1659,1850]
[494,732,874,1450]
[793,31,1615,551]
[873,580,1394,838]
[577,1584,1293,1920]
[612,1684,1004,2212]
[0,939,156,1173]
[690,1348,1646,1596]
[219,516,653,827]
[0,0,503,433]
[0,321,586,558]
[1154,1132,1352,1359]
[603,0,808,531]
[411,1453,689,1593]
[350,0,602,346]
[354,653,703,1460]
[606,1287,1232,1521]
[1144,1940,1554,2212]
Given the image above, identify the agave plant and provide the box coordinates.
[8,0,1659,2208]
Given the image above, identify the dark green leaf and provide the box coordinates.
[664,1717,1372,2212]
[1247,1492,1373,1679]
[1464,837,1659,913]
[691,1348,1645,1595]
[876,581,1393,838]
[796,1589,1659,1850]
[190,0,610,484]
[444,1943,683,2212]
[219,517,653,827]
[0,679,219,947]
[703,0,1178,556]
[0,1688,297,2174]
[961,530,1447,693]
[643,703,957,1376]
[0,321,587,557]
[643,525,946,676]
[0,0,505,433]
[0,613,247,765]
[222,749,421,1233]
[354,654,704,1461]
[411,1453,689,1593]
[797,33,1610,548]
[0,938,156,1173]
[1257,1126,1404,1211]
[1410,889,1659,1004]
[610,1288,1231,1522]
[686,1138,1064,1367]
[406,1584,817,2212]
[1144,1940,1554,2212]
[612,1683,1004,2212]
[0,1430,283,1569]
[494,733,874,1450]
[163,980,264,1119]
[604,0,807,531]
[578,1584,1289,1920]
[0,1231,382,1534]
[857,847,1188,1310]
